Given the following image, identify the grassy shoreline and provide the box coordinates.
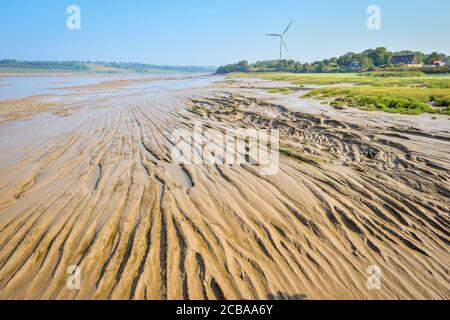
[229,72,450,115]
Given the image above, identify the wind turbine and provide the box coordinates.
[266,21,293,60]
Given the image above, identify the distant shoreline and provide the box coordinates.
[0,71,214,77]
[0,60,217,76]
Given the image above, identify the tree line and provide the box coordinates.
[0,59,216,74]
[216,48,450,74]
[0,59,89,71]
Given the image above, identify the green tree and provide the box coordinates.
[337,53,354,67]
[362,47,392,66]
[238,60,250,72]
[353,55,373,70]
[425,52,441,64]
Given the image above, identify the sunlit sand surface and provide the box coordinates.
[0,75,448,299]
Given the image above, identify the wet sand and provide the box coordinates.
[0,96,58,123]
[0,75,449,300]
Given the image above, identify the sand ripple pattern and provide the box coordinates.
[0,91,449,300]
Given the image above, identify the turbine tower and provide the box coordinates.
[266,21,293,60]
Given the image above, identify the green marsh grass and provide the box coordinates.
[229,72,450,115]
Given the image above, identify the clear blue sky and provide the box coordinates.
[1,0,449,65]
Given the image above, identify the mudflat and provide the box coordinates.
[0,75,448,300]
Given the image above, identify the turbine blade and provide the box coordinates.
[283,39,289,52]
[266,34,281,37]
[283,21,293,34]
